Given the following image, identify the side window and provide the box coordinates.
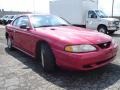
[13,16,29,27]
[88,11,97,18]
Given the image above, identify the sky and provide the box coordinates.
[0,0,50,13]
[0,0,120,16]
[99,0,120,16]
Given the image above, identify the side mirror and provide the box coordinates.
[20,25,30,30]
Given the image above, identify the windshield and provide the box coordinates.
[95,10,108,18]
[9,16,14,19]
[30,15,70,28]
[7,15,13,19]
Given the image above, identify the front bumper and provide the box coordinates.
[53,44,118,71]
[107,26,119,31]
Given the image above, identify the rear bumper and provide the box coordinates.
[53,44,118,71]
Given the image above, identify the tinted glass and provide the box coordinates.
[88,11,97,18]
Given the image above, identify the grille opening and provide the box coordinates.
[83,65,93,68]
[97,41,111,49]
[83,56,115,69]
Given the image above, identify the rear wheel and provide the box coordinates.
[37,43,56,72]
[98,26,107,34]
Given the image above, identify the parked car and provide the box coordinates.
[7,15,18,24]
[0,15,8,24]
[5,14,118,72]
[0,15,17,25]
[3,15,15,25]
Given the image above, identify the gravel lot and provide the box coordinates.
[0,25,120,90]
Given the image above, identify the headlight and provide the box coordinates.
[65,45,97,53]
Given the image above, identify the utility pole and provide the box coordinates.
[112,0,114,17]
[97,0,98,9]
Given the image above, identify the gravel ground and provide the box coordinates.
[0,25,120,90]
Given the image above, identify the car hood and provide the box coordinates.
[102,18,119,21]
[35,26,112,44]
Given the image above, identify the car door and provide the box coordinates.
[86,11,98,30]
[12,16,34,56]
[12,17,23,49]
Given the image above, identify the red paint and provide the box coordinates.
[6,14,118,71]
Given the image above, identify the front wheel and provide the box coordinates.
[98,26,107,34]
[7,37,13,50]
[40,43,56,72]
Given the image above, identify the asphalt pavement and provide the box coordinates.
[0,25,120,90]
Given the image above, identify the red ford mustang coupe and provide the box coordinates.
[5,14,118,72]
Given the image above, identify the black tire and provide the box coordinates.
[98,26,107,34]
[108,31,115,35]
[7,37,13,50]
[38,43,56,72]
